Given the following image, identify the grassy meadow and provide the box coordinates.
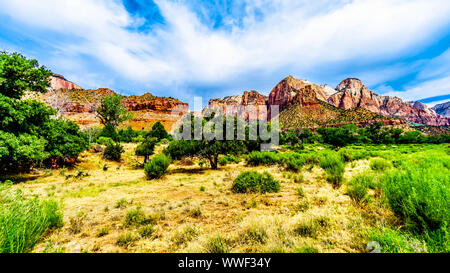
[2,143,448,253]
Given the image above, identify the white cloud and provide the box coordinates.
[0,0,449,99]
[386,76,450,101]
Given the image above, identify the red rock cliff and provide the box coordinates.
[328,78,450,126]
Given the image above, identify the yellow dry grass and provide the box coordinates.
[12,143,396,253]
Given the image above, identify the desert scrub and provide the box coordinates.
[246,151,280,166]
[116,232,139,248]
[369,158,392,171]
[346,173,376,204]
[232,171,280,194]
[293,216,330,238]
[124,207,155,227]
[369,227,427,253]
[380,155,450,252]
[219,155,241,166]
[204,235,230,253]
[172,225,198,246]
[319,151,345,188]
[103,142,124,162]
[0,183,63,253]
[144,154,170,180]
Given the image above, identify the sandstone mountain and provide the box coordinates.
[432,101,450,117]
[327,78,449,126]
[29,75,189,131]
[206,90,268,120]
[50,74,82,90]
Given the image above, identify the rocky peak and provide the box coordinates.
[50,74,82,90]
[206,90,268,121]
[267,75,328,118]
[336,78,364,95]
[328,79,450,126]
[432,101,450,117]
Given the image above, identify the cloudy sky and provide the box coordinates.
[0,0,449,107]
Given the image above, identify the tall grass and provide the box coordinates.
[0,183,63,253]
[380,151,450,252]
[319,151,345,188]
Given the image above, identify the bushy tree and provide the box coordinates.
[96,94,132,130]
[103,142,124,162]
[0,52,87,172]
[41,119,88,165]
[165,113,246,169]
[148,121,169,140]
[0,51,52,99]
[136,136,158,163]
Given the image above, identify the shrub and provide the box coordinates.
[116,232,139,248]
[96,227,110,237]
[205,235,229,253]
[144,154,171,180]
[232,171,280,194]
[0,183,63,253]
[370,158,392,171]
[135,136,158,164]
[346,173,376,204]
[369,227,427,253]
[124,207,154,227]
[138,224,155,238]
[319,151,345,188]
[103,142,124,162]
[281,153,307,172]
[381,165,449,233]
[97,137,114,146]
[247,151,280,166]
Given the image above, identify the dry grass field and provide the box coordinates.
[9,143,400,253]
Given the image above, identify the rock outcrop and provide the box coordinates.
[206,90,268,121]
[432,101,450,117]
[328,78,450,126]
[33,75,189,131]
[267,76,329,118]
[50,74,82,90]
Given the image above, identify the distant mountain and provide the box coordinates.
[432,101,450,117]
[327,78,449,126]
[268,76,403,128]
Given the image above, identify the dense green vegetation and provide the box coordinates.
[144,154,171,180]
[0,52,87,173]
[282,122,450,147]
[0,182,63,253]
[232,171,280,194]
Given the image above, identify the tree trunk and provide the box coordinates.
[209,155,218,170]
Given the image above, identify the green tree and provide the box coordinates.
[148,121,169,140]
[136,136,158,163]
[165,113,247,169]
[0,52,52,99]
[96,94,132,129]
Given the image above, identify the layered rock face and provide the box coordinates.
[207,90,268,121]
[34,75,189,131]
[328,78,450,126]
[267,76,329,118]
[50,74,82,90]
[432,101,450,117]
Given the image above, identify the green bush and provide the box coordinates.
[0,183,63,253]
[369,227,427,253]
[380,154,449,252]
[144,154,171,180]
[247,151,280,166]
[370,158,392,171]
[281,153,307,172]
[205,235,229,253]
[319,151,345,188]
[232,171,280,194]
[97,137,114,146]
[103,142,124,162]
[346,173,375,204]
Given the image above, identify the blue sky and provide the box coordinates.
[0,0,449,108]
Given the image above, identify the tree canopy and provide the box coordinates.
[96,94,132,129]
[0,52,52,99]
